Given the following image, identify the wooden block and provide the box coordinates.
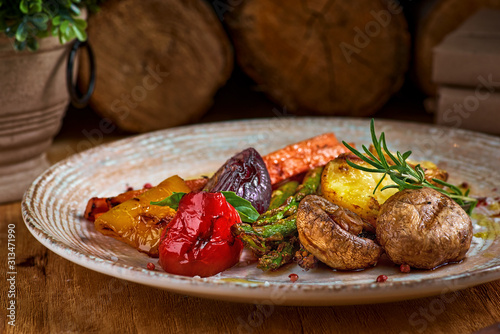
[226,0,410,117]
[436,85,500,135]
[79,0,233,133]
[433,9,500,87]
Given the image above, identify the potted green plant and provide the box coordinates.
[0,0,100,203]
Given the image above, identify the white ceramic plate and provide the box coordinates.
[22,118,500,306]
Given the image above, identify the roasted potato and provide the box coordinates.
[376,187,472,269]
[321,153,449,226]
[321,154,398,226]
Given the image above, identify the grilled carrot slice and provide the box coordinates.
[263,133,352,185]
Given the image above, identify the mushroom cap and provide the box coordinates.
[376,187,472,269]
[297,195,382,270]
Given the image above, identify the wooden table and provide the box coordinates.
[1,99,499,333]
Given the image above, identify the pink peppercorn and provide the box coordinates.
[376,275,388,283]
[400,264,411,273]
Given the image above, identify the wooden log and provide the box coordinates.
[413,0,500,96]
[78,0,233,133]
[225,0,410,116]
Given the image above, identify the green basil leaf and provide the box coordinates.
[221,191,259,223]
[150,192,186,209]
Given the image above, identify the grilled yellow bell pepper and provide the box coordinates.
[94,175,191,257]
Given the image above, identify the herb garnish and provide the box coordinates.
[342,119,478,215]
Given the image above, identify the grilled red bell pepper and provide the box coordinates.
[158,192,243,277]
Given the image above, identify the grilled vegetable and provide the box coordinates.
[257,166,323,225]
[377,188,473,269]
[94,175,191,257]
[263,133,351,185]
[158,192,243,277]
[296,195,382,270]
[294,247,319,270]
[84,177,208,222]
[84,189,148,222]
[321,151,454,226]
[231,166,323,256]
[185,177,209,192]
[321,154,398,226]
[257,238,298,271]
[268,180,299,210]
[342,119,476,215]
[204,147,272,214]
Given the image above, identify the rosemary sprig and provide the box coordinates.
[341,119,478,215]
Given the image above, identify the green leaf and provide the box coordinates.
[344,159,386,173]
[221,191,259,223]
[372,172,387,194]
[29,2,42,13]
[402,150,412,161]
[73,18,87,29]
[20,0,29,14]
[15,22,28,42]
[30,13,48,30]
[380,184,400,191]
[361,144,379,163]
[70,4,81,15]
[52,16,61,26]
[150,192,186,210]
[341,141,383,169]
[72,24,86,41]
[50,24,58,37]
[380,133,400,166]
[60,20,69,34]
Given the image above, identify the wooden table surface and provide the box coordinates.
[1,96,499,333]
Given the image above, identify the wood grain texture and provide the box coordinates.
[1,200,499,333]
[78,0,233,133]
[226,0,410,116]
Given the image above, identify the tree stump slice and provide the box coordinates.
[414,0,500,96]
[79,0,233,133]
[226,0,410,116]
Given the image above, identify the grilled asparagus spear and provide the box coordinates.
[232,167,323,255]
[268,181,299,210]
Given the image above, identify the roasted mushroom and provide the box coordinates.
[377,187,472,269]
[296,195,382,270]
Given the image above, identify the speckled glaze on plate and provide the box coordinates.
[22,118,500,306]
